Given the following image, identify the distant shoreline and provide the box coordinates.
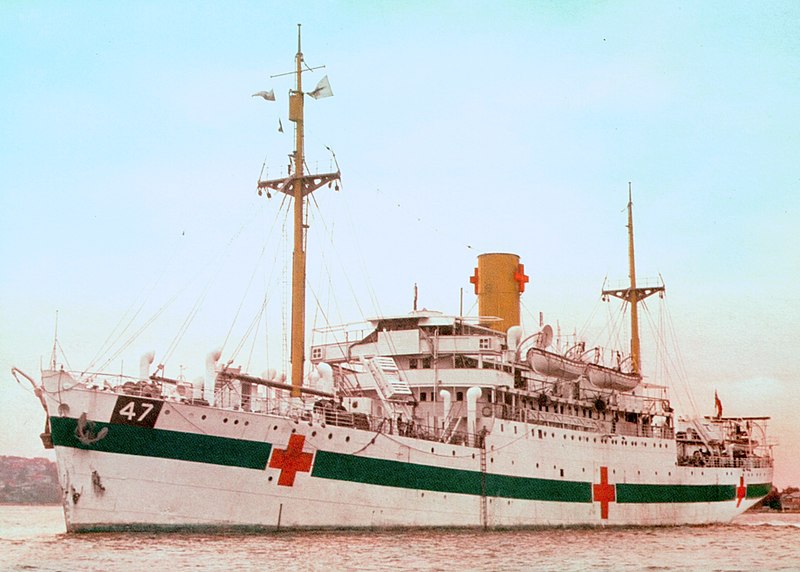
[0,502,61,506]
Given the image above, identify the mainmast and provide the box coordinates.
[602,183,664,376]
[257,25,340,397]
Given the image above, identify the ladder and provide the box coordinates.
[361,356,412,401]
[480,438,488,530]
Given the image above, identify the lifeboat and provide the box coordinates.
[527,347,587,380]
[585,362,641,392]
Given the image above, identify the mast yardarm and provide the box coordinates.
[257,24,341,397]
[601,184,664,376]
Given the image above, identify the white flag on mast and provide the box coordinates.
[308,75,333,99]
[252,90,276,101]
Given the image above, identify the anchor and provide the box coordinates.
[75,412,109,445]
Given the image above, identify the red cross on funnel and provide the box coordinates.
[269,434,314,486]
[736,475,747,508]
[514,264,529,293]
[593,466,616,520]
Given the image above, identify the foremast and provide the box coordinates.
[257,25,340,397]
[601,184,664,375]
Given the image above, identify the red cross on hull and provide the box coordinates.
[736,475,747,508]
[269,434,314,487]
[593,466,616,520]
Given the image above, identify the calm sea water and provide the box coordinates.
[1,505,798,571]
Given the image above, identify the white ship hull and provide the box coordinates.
[45,380,772,531]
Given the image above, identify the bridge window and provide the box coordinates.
[479,338,491,350]
[420,392,427,402]
[456,391,464,401]
[409,358,418,369]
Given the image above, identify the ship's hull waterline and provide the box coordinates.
[47,388,772,532]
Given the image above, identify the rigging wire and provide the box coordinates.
[160,204,267,369]
[82,233,184,375]
[220,199,288,355]
[308,188,370,319]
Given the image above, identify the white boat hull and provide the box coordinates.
[45,384,772,531]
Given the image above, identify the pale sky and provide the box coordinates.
[1,1,798,487]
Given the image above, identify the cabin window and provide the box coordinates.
[456,391,464,401]
[422,357,432,369]
[420,392,427,402]
[479,338,491,350]
[311,347,323,360]
[409,358,418,369]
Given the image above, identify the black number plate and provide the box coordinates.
[110,396,164,428]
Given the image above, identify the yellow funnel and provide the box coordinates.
[469,253,528,333]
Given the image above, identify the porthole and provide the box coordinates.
[328,433,333,439]
[312,431,317,437]
[234,419,239,425]
[223,418,228,423]
[346,436,351,443]
[165,409,171,415]
[291,428,296,433]
[201,414,207,420]
[244,421,249,426]
[273,425,278,431]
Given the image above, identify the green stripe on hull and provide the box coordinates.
[617,482,773,504]
[313,450,482,495]
[50,416,272,470]
[486,473,590,502]
[312,451,592,502]
[746,483,772,499]
[50,417,770,506]
[617,483,734,503]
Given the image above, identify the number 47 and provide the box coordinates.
[118,401,154,422]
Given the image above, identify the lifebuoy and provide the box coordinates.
[481,405,493,417]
